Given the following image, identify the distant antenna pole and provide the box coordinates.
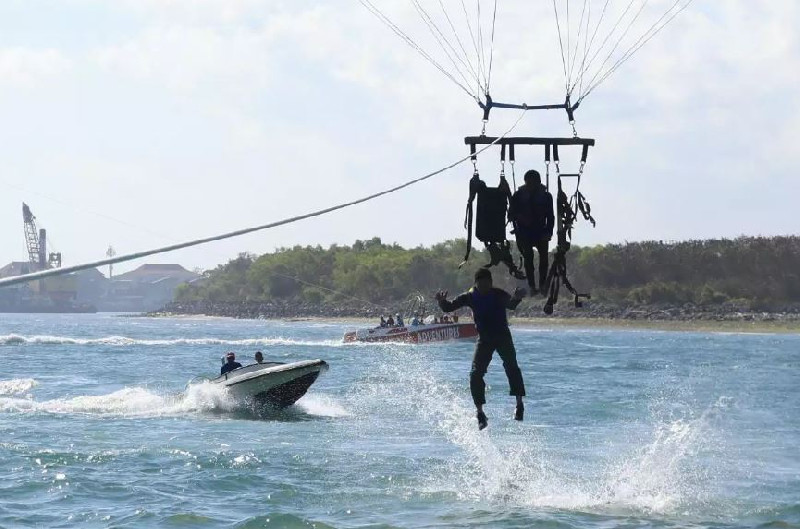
[106,246,116,278]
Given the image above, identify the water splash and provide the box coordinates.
[352,345,727,518]
[295,394,351,418]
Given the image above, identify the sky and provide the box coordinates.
[0,1,797,275]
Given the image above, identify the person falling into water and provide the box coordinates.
[511,169,554,296]
[435,268,526,430]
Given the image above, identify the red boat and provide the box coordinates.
[343,294,477,343]
[343,321,478,343]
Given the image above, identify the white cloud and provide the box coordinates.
[0,1,798,271]
[0,48,71,87]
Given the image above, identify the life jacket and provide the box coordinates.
[221,361,242,375]
[469,287,509,336]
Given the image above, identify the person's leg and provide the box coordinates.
[536,239,550,296]
[496,335,526,420]
[516,234,536,292]
[470,340,494,429]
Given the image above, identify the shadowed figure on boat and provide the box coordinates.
[221,352,242,375]
[436,268,526,430]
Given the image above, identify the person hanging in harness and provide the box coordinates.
[435,268,526,430]
[511,169,554,296]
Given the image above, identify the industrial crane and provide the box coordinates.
[22,203,61,270]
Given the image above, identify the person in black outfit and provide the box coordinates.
[511,169,554,296]
[435,268,526,430]
[221,352,242,375]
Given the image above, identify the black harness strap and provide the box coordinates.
[543,159,592,314]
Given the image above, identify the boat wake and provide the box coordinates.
[0,378,344,420]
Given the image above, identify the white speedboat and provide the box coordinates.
[211,359,328,408]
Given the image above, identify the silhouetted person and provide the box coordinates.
[254,351,264,363]
[221,352,242,375]
[386,315,395,326]
[511,169,554,296]
[435,268,526,430]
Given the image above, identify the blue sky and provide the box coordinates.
[0,1,797,274]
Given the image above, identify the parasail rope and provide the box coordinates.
[0,111,529,289]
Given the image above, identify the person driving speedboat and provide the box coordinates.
[221,352,242,375]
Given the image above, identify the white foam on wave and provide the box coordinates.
[0,380,344,420]
[358,347,727,518]
[295,394,351,417]
[0,378,38,396]
[0,381,239,417]
[0,334,352,348]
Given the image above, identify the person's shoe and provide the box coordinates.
[514,403,524,421]
[477,410,488,430]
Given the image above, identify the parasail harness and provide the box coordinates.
[462,95,597,314]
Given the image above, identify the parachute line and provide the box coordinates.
[437,0,483,87]
[359,0,480,103]
[578,0,694,102]
[459,0,488,90]
[552,0,570,91]
[410,0,482,95]
[485,0,498,93]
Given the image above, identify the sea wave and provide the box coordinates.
[0,378,37,396]
[0,334,352,348]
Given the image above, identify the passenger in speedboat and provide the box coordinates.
[411,314,420,326]
[254,351,264,363]
[386,315,395,326]
[436,267,526,430]
[380,316,387,327]
[396,314,404,326]
[221,352,243,375]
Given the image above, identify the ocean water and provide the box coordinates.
[0,313,798,529]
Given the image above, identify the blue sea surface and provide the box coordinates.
[1,313,798,528]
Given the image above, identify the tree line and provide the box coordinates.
[175,236,800,310]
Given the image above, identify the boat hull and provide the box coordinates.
[211,359,328,408]
[343,322,478,343]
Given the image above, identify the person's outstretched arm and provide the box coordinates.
[435,290,470,313]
